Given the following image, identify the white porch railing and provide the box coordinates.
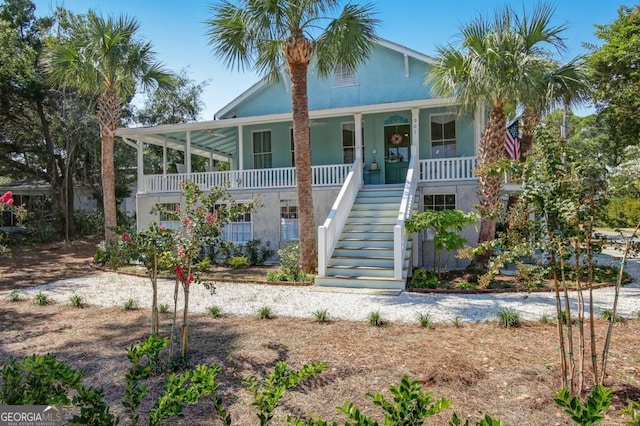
[141,164,350,193]
[419,156,477,182]
[394,155,418,280]
[317,159,363,277]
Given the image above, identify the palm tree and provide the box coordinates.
[45,11,172,243]
[427,2,566,267]
[206,0,379,273]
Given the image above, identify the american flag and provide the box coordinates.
[505,119,521,160]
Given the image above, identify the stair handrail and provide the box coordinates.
[394,155,418,280]
[318,159,363,277]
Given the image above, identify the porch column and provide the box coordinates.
[238,125,244,171]
[354,113,363,161]
[162,137,167,175]
[185,130,192,173]
[411,108,420,157]
[137,138,144,193]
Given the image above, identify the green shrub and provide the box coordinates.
[368,311,387,327]
[456,281,477,290]
[451,316,463,328]
[123,298,139,311]
[410,267,439,289]
[623,400,640,425]
[516,263,548,289]
[605,196,640,227]
[33,291,49,306]
[229,256,249,269]
[258,306,274,320]
[600,309,624,323]
[69,294,84,309]
[6,290,21,302]
[554,385,613,425]
[208,306,222,318]
[418,312,435,329]
[313,309,330,323]
[196,258,211,272]
[496,307,521,328]
[242,239,275,266]
[266,270,289,282]
[159,303,169,314]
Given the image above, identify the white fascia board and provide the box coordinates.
[376,38,438,65]
[117,97,458,139]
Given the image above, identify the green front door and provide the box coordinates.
[384,124,411,184]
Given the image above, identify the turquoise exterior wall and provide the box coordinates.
[231,43,436,117]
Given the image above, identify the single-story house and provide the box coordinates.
[116,38,486,290]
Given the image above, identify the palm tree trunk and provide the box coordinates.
[97,88,121,244]
[286,38,317,273]
[473,106,505,268]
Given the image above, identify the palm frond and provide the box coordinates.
[314,2,379,79]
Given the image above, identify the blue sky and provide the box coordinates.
[33,0,630,119]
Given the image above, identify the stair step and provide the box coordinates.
[326,265,395,278]
[333,247,395,257]
[328,257,409,268]
[314,276,406,290]
[336,240,394,249]
[355,196,402,204]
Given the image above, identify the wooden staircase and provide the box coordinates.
[315,186,412,290]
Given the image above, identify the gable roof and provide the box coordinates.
[214,38,437,120]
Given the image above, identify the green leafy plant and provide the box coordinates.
[406,209,478,277]
[245,361,327,426]
[368,311,387,327]
[410,267,439,289]
[159,303,170,314]
[516,263,548,290]
[196,257,211,272]
[243,239,276,266]
[266,243,309,282]
[496,307,520,329]
[258,306,274,320]
[600,309,624,323]
[33,291,49,306]
[456,281,477,290]
[6,290,21,302]
[418,312,435,329]
[313,309,330,323]
[554,385,613,425]
[623,400,640,425]
[229,256,249,269]
[69,294,84,309]
[449,413,507,425]
[123,298,139,311]
[539,313,552,325]
[208,305,222,318]
[451,316,463,328]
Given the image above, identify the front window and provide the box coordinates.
[252,130,272,169]
[280,200,299,241]
[334,64,356,87]
[423,194,456,211]
[342,122,365,164]
[158,203,181,230]
[430,114,456,158]
[215,203,253,244]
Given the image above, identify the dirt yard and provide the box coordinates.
[0,240,639,425]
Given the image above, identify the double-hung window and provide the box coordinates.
[342,122,365,164]
[280,200,299,241]
[430,114,456,158]
[214,203,253,244]
[158,203,181,230]
[253,130,272,169]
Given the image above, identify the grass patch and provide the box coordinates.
[207,305,222,318]
[69,294,84,309]
[496,307,520,329]
[367,311,388,327]
[258,306,274,320]
[313,309,330,324]
[418,313,435,329]
[123,298,139,311]
[33,291,50,306]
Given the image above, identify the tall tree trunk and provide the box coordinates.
[97,88,121,244]
[286,37,317,273]
[473,106,505,268]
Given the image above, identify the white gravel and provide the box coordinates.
[8,248,640,324]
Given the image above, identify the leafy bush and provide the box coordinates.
[313,309,330,323]
[123,298,139,311]
[516,263,548,289]
[410,267,439,289]
[258,306,274,320]
[208,306,222,318]
[33,291,49,306]
[623,400,640,425]
[6,290,21,302]
[496,307,520,329]
[604,196,640,227]
[266,243,308,282]
[600,309,624,323]
[368,311,387,327]
[554,385,613,425]
[242,239,275,266]
[418,312,435,329]
[74,209,104,237]
[196,257,211,272]
[159,303,170,314]
[229,256,249,269]
[69,294,84,308]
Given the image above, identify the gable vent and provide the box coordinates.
[333,64,356,87]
